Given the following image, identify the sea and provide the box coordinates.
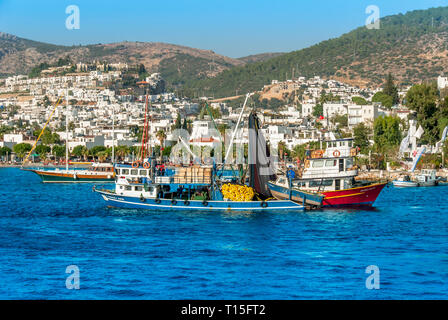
[0,167,447,299]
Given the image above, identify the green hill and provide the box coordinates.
[185,6,448,98]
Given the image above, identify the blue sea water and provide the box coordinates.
[0,167,447,300]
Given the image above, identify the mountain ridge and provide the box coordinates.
[0,32,246,86]
[185,6,448,97]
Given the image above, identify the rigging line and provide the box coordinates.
[22,98,63,166]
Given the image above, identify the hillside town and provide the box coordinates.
[0,61,447,175]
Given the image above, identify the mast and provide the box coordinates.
[112,105,115,164]
[140,95,149,163]
[65,88,69,171]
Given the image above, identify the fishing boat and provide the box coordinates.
[393,170,439,187]
[94,96,304,212]
[271,138,387,207]
[392,175,418,187]
[26,163,115,183]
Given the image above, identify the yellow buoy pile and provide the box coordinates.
[221,183,255,202]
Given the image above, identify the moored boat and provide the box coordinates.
[25,163,115,183]
[94,106,305,212]
[392,170,439,187]
[277,138,387,208]
[392,175,419,187]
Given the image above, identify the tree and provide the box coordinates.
[312,104,323,118]
[352,96,368,105]
[331,114,348,128]
[372,92,393,108]
[90,146,107,159]
[52,145,66,158]
[383,73,399,105]
[13,143,32,159]
[406,83,439,144]
[35,145,51,157]
[72,145,87,158]
[373,116,401,154]
[0,146,12,157]
[353,122,371,154]
[115,145,130,161]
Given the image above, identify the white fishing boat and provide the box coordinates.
[392,175,419,187]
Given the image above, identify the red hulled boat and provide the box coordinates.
[289,138,386,207]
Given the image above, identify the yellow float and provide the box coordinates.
[221,183,255,202]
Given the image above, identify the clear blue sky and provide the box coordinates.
[0,0,446,57]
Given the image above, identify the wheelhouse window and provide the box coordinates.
[125,186,132,191]
[139,170,147,176]
[122,169,129,175]
[131,169,138,176]
[325,160,337,167]
[135,186,143,191]
[309,180,333,188]
[312,160,325,168]
[346,158,353,169]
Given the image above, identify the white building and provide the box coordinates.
[347,104,379,128]
[438,76,448,90]
[323,103,348,118]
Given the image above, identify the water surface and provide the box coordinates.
[0,168,447,299]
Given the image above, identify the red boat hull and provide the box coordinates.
[322,182,387,207]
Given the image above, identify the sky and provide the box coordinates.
[0,0,447,58]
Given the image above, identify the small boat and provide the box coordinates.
[392,175,418,187]
[267,177,324,209]
[26,163,115,183]
[392,170,439,187]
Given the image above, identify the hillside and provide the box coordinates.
[0,33,244,87]
[186,6,448,98]
[238,52,285,64]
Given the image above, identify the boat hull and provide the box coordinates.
[94,189,305,212]
[28,170,114,183]
[321,182,387,207]
[392,180,419,187]
[267,182,324,208]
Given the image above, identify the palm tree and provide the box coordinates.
[116,145,130,161]
[97,151,108,163]
[156,130,166,161]
[82,147,90,162]
[278,141,286,161]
